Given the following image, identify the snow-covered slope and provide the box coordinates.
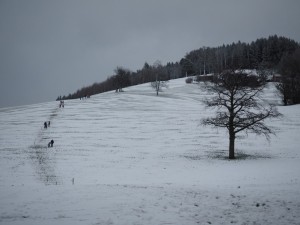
[1,78,299,225]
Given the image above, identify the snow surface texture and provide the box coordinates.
[0,78,299,225]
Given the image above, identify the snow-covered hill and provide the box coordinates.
[1,78,299,225]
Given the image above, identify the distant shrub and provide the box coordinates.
[185,77,193,84]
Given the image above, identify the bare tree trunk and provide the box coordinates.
[229,112,235,159]
[229,132,235,159]
[156,74,159,96]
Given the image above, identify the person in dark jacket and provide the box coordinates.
[48,139,54,148]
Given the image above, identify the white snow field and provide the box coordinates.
[0,78,299,225]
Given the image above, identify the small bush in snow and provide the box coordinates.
[185,77,193,84]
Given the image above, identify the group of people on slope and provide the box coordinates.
[44,121,54,148]
[43,100,67,148]
[44,121,50,129]
[59,100,64,108]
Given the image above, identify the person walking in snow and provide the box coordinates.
[59,100,64,108]
[44,122,47,129]
[48,139,54,148]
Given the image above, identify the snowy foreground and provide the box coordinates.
[1,78,300,225]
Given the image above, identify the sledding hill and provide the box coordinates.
[0,78,300,225]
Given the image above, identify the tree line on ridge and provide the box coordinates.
[57,35,299,105]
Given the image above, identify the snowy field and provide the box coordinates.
[0,78,300,225]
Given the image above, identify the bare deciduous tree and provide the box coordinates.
[113,67,131,92]
[202,70,281,159]
[151,61,169,96]
[151,77,168,96]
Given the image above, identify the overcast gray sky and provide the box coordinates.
[1,0,300,108]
